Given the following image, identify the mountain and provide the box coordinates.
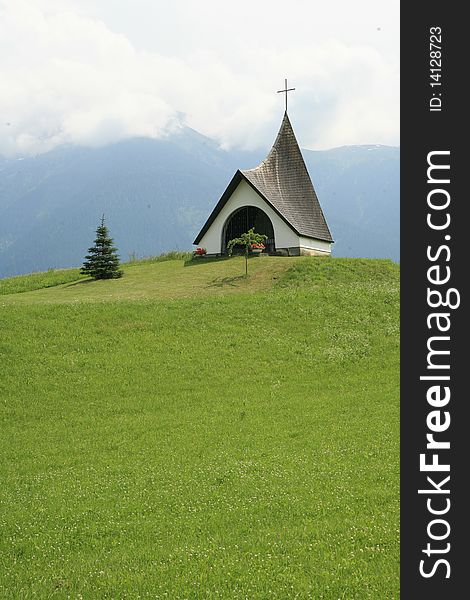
[303,145,399,261]
[0,129,399,277]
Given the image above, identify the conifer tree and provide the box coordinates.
[81,216,123,279]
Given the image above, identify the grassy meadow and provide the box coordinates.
[0,256,400,598]
[0,268,86,296]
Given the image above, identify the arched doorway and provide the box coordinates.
[222,206,275,254]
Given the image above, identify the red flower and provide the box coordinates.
[194,247,207,255]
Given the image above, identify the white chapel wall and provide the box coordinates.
[198,179,300,254]
[299,236,332,254]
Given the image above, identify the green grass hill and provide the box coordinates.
[0,256,399,599]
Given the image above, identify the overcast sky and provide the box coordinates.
[0,0,399,157]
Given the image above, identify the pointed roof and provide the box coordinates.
[194,112,333,245]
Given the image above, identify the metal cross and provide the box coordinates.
[277,78,295,112]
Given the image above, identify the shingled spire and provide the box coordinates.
[241,112,333,242]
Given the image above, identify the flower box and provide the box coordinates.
[250,243,265,255]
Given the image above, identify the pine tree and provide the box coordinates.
[81,216,123,279]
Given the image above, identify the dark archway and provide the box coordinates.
[222,206,275,254]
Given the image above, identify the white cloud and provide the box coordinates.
[0,0,399,156]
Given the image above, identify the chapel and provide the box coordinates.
[193,86,333,256]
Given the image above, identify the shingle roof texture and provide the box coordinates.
[241,112,333,242]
